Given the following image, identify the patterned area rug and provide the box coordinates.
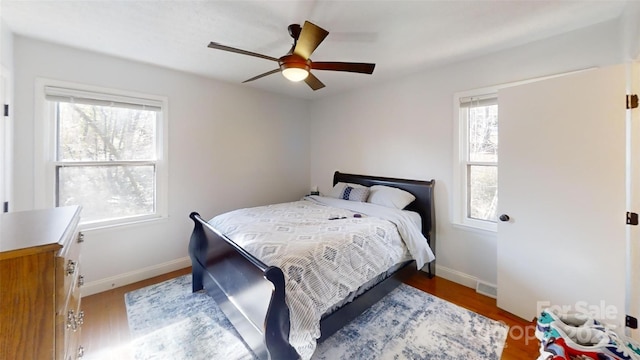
[124,275,508,360]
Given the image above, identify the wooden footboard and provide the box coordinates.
[188,212,298,360]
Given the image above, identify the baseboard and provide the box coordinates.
[433,264,489,292]
[436,265,499,299]
[81,256,191,297]
[433,264,478,289]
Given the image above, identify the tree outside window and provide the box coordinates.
[55,102,158,223]
[38,81,168,228]
[455,94,498,230]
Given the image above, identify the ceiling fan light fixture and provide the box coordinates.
[207,21,374,91]
[281,64,309,82]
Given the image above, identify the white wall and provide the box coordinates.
[1,21,13,70]
[309,19,625,287]
[621,1,640,60]
[12,36,311,294]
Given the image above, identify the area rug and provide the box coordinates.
[124,275,508,360]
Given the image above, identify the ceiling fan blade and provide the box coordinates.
[242,69,281,83]
[208,42,279,62]
[304,72,325,91]
[312,62,376,74]
[293,21,329,60]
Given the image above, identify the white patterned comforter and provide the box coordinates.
[208,196,435,360]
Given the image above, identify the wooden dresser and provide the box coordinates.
[0,206,84,360]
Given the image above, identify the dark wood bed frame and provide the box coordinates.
[188,171,435,360]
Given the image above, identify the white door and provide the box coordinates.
[0,69,5,213]
[497,64,627,325]
[627,62,640,340]
[0,67,12,214]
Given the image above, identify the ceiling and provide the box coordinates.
[0,0,629,99]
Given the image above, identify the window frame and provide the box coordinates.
[453,87,499,232]
[34,78,169,230]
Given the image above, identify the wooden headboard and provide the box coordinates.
[333,171,436,257]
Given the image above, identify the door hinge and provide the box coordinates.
[627,315,638,329]
[627,94,638,110]
[627,212,638,225]
[2,201,7,213]
[3,104,8,117]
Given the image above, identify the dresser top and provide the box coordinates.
[0,206,81,259]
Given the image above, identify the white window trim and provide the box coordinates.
[453,86,499,232]
[34,78,169,230]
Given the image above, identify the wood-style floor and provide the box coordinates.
[80,267,540,359]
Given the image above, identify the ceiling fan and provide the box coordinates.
[207,21,376,91]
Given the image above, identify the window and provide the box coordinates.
[454,91,498,231]
[35,80,168,229]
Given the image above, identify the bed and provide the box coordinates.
[188,171,436,360]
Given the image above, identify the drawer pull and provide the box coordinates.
[66,310,78,331]
[78,345,85,358]
[78,275,85,287]
[66,260,76,276]
[77,232,85,243]
[66,310,84,332]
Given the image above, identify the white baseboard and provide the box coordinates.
[81,257,191,297]
[432,264,478,289]
[429,264,498,299]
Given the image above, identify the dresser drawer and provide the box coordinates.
[56,230,83,315]
[55,214,83,360]
[57,278,83,360]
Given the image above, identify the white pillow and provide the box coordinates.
[367,185,416,209]
[327,182,368,198]
[341,186,370,202]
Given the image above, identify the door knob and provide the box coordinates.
[499,214,510,222]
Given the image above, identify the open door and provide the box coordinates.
[497,64,627,325]
[0,67,7,213]
[627,61,640,341]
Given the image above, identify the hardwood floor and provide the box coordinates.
[80,267,540,359]
[80,268,192,359]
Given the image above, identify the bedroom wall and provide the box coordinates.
[12,36,311,294]
[621,1,640,60]
[309,19,625,288]
[1,21,13,70]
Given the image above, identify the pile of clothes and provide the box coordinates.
[536,308,640,360]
